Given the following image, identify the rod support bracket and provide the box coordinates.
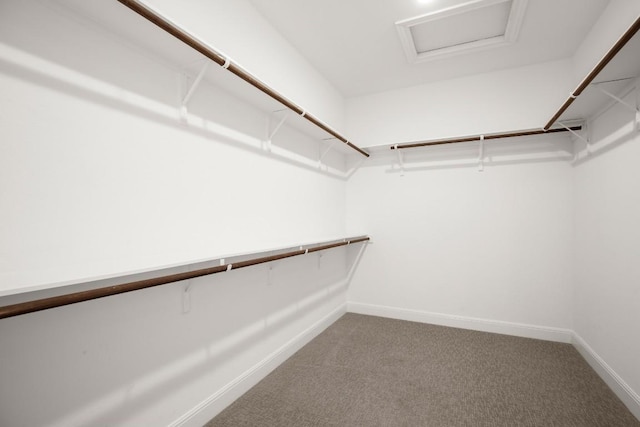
[180,61,210,122]
[478,135,485,172]
[559,121,589,146]
[266,110,289,150]
[182,280,193,314]
[318,139,338,169]
[395,144,405,176]
[597,85,637,113]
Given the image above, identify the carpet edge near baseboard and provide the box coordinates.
[347,301,573,343]
[572,332,640,421]
[169,302,348,427]
[347,301,639,422]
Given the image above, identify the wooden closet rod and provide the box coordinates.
[116,0,369,158]
[390,126,582,150]
[0,236,370,320]
[544,16,640,130]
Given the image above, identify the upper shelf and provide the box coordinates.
[56,0,369,158]
[548,16,640,127]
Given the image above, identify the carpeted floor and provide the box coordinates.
[206,313,640,426]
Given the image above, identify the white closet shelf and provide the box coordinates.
[548,16,640,128]
[57,0,369,158]
[0,236,371,319]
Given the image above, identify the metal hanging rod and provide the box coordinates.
[0,236,370,320]
[389,126,582,150]
[115,0,369,158]
[544,16,640,130]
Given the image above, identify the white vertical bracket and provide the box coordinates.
[478,135,485,172]
[267,263,274,286]
[182,280,193,314]
[318,139,338,168]
[559,121,590,156]
[597,83,640,132]
[317,251,323,270]
[597,85,637,113]
[636,82,640,132]
[180,61,210,121]
[266,110,289,151]
[395,145,405,176]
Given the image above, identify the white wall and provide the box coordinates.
[572,89,640,416]
[0,248,353,427]
[140,0,346,132]
[572,0,640,87]
[346,138,574,339]
[0,1,353,425]
[0,0,347,294]
[346,59,574,147]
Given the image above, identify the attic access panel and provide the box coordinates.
[396,0,528,63]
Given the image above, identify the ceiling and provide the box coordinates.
[248,0,610,97]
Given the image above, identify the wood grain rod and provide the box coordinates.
[390,126,582,150]
[115,0,369,157]
[0,236,370,320]
[544,16,640,130]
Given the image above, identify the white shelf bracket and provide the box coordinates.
[597,85,637,113]
[636,83,640,132]
[267,263,274,286]
[478,135,485,172]
[265,110,289,152]
[395,145,405,176]
[182,280,193,314]
[180,61,210,121]
[559,121,590,148]
[318,139,338,168]
[346,157,366,179]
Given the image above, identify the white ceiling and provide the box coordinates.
[248,0,610,97]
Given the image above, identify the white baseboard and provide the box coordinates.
[347,302,573,343]
[170,300,639,426]
[170,302,347,427]
[572,332,640,420]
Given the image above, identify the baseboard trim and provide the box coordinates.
[572,332,640,420]
[170,301,639,425]
[347,302,573,343]
[170,302,348,427]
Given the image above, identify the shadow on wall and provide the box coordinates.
[0,244,367,426]
[0,0,349,179]
[572,107,639,167]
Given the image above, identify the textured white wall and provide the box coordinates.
[0,1,351,426]
[573,90,640,405]
[346,140,574,330]
[572,0,640,86]
[141,0,346,132]
[345,59,574,147]
[0,0,347,294]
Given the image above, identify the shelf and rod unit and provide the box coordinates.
[115,0,369,158]
[389,15,640,153]
[0,236,370,320]
[389,126,582,150]
[544,15,640,130]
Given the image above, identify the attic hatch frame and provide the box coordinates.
[396,0,529,64]
[115,0,369,159]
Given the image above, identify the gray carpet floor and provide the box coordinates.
[206,313,640,426]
